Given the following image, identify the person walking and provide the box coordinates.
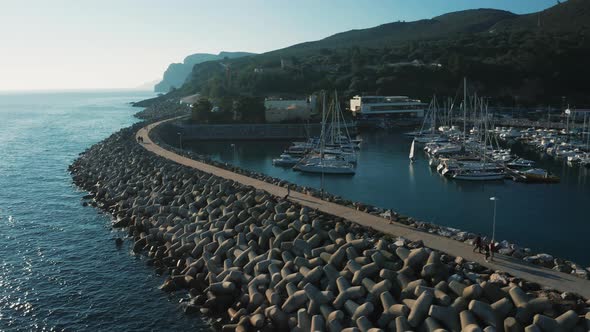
[484,242,491,262]
[284,184,291,200]
[489,241,495,262]
[473,234,483,253]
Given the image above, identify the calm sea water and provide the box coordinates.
[0,91,210,331]
[187,131,590,266]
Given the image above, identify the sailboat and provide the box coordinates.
[409,139,415,163]
[295,91,356,175]
[452,92,505,181]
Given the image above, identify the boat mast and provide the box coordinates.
[585,111,589,150]
[432,95,437,135]
[463,77,467,141]
[320,91,326,160]
[320,91,326,195]
[482,98,487,164]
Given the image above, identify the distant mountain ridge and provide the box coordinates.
[492,0,588,32]
[150,0,590,106]
[266,9,517,56]
[265,1,587,56]
[154,51,254,92]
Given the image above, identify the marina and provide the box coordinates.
[186,128,590,265]
[272,92,360,176]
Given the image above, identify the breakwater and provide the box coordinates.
[70,117,590,331]
[134,99,191,120]
[154,120,590,281]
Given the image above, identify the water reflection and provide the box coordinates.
[186,130,590,265]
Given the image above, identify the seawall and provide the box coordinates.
[69,111,590,331]
[157,120,326,141]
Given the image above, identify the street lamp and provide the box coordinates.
[489,197,499,242]
[177,132,183,150]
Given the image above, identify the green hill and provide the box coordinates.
[492,0,590,32]
[270,9,515,56]
[154,1,590,108]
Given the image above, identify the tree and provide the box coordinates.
[233,96,266,123]
[191,97,212,123]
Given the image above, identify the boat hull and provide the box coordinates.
[272,160,299,167]
[452,173,505,181]
[295,164,356,175]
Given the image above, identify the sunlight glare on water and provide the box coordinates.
[0,91,210,331]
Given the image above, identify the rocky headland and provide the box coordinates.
[68,104,590,331]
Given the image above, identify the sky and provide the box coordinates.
[0,0,559,91]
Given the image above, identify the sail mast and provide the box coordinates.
[463,77,467,141]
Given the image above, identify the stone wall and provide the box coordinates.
[161,121,325,141]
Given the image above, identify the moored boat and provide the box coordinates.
[272,154,300,167]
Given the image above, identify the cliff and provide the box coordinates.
[154,51,254,92]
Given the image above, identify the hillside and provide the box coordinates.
[154,51,254,92]
[151,1,590,109]
[270,9,516,56]
[492,0,590,32]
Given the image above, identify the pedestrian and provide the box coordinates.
[484,242,490,262]
[284,185,290,199]
[473,234,482,253]
[489,242,495,262]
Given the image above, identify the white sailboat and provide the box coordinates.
[451,93,505,181]
[296,91,356,175]
[409,139,415,162]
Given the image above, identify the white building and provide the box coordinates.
[264,96,317,123]
[350,95,426,119]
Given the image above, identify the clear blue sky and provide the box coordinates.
[1,0,558,91]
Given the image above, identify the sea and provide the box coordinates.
[0,91,210,331]
[186,131,590,266]
[0,90,588,332]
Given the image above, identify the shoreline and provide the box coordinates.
[68,102,590,330]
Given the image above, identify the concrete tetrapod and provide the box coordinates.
[319,304,344,332]
[311,314,326,332]
[460,310,483,332]
[408,289,434,327]
[503,317,523,332]
[72,123,590,332]
[554,309,579,331]
[334,277,366,309]
[429,304,461,332]
[469,300,500,328]
[344,300,374,322]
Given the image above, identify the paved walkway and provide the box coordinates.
[137,119,590,299]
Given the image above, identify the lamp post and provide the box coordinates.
[177,132,183,150]
[489,197,499,242]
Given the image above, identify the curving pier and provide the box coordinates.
[137,118,590,299]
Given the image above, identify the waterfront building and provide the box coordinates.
[350,95,427,127]
[264,96,317,123]
[350,95,426,118]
